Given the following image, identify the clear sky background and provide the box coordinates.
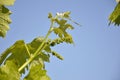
[0,0,120,80]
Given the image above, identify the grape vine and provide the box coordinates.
[0,0,76,79]
[0,0,119,80]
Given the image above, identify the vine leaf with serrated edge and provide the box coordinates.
[0,60,20,80]
[0,40,30,73]
[0,5,12,37]
[24,62,50,80]
[0,0,15,37]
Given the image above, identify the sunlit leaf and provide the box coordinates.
[35,52,50,63]
[40,53,50,62]
[29,37,44,50]
[0,5,12,37]
[7,40,29,65]
[0,0,16,6]
[0,45,14,65]
[64,34,74,44]
[5,40,30,73]
[0,60,20,80]
[109,3,120,26]
[53,28,64,38]
[40,75,51,80]
[1,5,9,13]
[24,63,50,80]
[28,37,51,53]
[64,24,74,30]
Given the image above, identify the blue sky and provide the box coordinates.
[0,0,120,80]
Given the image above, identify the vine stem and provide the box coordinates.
[18,21,54,72]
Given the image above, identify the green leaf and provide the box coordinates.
[40,53,50,62]
[0,5,12,37]
[24,63,50,80]
[35,52,50,63]
[0,45,14,65]
[64,24,74,30]
[64,34,74,44]
[109,3,120,26]
[28,37,44,51]
[32,58,45,68]
[43,43,51,53]
[28,37,51,53]
[40,75,51,80]
[53,28,64,38]
[53,26,74,43]
[6,40,30,73]
[0,26,7,37]
[0,0,16,6]
[0,60,20,80]
[1,5,10,13]
[0,40,30,72]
